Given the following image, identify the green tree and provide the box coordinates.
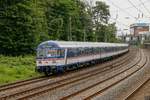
[45,0,94,41]
[106,23,117,42]
[45,0,76,41]
[0,0,48,56]
[92,1,110,42]
[77,0,94,41]
[0,0,119,56]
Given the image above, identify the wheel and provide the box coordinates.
[44,71,51,76]
[44,67,51,76]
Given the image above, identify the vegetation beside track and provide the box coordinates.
[0,0,119,56]
[0,55,40,85]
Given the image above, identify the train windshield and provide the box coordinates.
[37,48,64,58]
[37,49,47,58]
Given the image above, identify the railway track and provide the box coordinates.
[86,57,147,100]
[1,50,138,100]
[0,76,47,92]
[0,49,139,99]
[0,51,132,94]
[124,77,150,100]
[60,50,147,100]
[124,50,150,100]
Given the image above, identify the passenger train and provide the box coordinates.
[36,41,129,76]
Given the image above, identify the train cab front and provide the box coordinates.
[36,41,65,76]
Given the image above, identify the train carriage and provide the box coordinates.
[36,41,129,76]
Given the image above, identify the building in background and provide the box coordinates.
[119,21,150,45]
[130,23,150,36]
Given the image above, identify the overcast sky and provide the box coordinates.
[86,0,150,35]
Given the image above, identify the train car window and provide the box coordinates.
[79,48,82,56]
[84,47,87,55]
[86,47,89,55]
[58,49,65,57]
[108,47,110,52]
[67,48,74,57]
[96,47,99,53]
[90,47,93,54]
[37,49,46,58]
[110,47,112,52]
[84,48,86,55]
[75,48,79,56]
[93,48,96,54]
[105,47,107,52]
[81,47,85,55]
[101,47,104,53]
[74,48,79,57]
[107,47,109,52]
[67,48,79,57]
[86,47,89,54]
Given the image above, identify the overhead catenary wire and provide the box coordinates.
[38,1,129,31]
[107,0,137,20]
[110,0,150,12]
[127,0,143,14]
[138,0,150,15]
[109,17,129,27]
[128,0,149,18]
[125,0,150,9]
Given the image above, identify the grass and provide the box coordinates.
[0,55,40,85]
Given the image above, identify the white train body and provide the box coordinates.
[36,41,129,75]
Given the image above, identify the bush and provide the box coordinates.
[0,55,40,85]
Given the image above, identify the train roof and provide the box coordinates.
[37,41,128,49]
